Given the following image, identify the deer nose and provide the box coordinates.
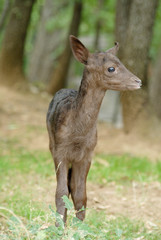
[135,78,142,86]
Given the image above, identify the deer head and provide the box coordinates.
[70,35,142,91]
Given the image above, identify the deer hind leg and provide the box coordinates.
[49,145,69,224]
[53,157,69,224]
[48,135,69,223]
[70,158,91,221]
[53,159,70,226]
[47,116,69,224]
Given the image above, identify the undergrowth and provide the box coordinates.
[0,196,160,240]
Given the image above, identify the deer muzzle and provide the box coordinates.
[130,77,142,89]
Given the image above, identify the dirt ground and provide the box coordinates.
[0,86,161,227]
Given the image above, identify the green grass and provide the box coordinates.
[1,142,161,186]
[0,140,161,239]
[0,144,53,180]
[88,154,161,184]
[2,194,46,221]
[87,211,160,240]
[0,200,160,240]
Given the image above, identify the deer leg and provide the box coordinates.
[70,159,91,221]
[54,158,69,224]
[47,131,69,224]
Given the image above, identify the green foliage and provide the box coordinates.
[62,195,74,210]
[25,0,117,68]
[25,0,45,61]
[0,0,6,12]
[81,0,116,36]
[45,5,72,33]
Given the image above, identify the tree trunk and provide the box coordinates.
[47,0,83,95]
[150,46,161,118]
[0,0,11,31]
[115,0,132,58]
[93,0,104,51]
[28,0,67,84]
[116,0,158,133]
[0,0,35,86]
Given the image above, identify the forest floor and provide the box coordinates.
[0,85,161,238]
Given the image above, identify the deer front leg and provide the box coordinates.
[70,158,91,221]
[55,159,69,224]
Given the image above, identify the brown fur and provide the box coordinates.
[46,35,142,224]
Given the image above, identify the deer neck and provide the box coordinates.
[75,68,105,132]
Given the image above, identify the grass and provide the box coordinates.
[88,154,161,184]
[1,140,161,186]
[0,139,161,239]
[87,211,160,240]
[0,140,53,179]
[0,200,160,239]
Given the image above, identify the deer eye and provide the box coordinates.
[108,67,115,72]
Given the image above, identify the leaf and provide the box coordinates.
[62,195,73,210]
[78,205,85,212]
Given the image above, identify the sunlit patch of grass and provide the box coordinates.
[2,193,46,221]
[88,154,161,184]
[1,142,161,187]
[0,147,53,181]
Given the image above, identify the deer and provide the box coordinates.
[46,35,142,224]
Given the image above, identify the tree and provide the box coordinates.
[0,0,35,86]
[115,0,158,133]
[0,0,11,31]
[150,45,161,118]
[28,0,68,84]
[47,0,83,95]
[115,0,132,59]
[93,0,104,51]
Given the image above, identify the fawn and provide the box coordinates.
[46,35,142,224]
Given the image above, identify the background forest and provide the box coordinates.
[0,0,161,239]
[1,0,161,130]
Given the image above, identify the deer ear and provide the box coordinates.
[70,35,89,65]
[106,42,119,55]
